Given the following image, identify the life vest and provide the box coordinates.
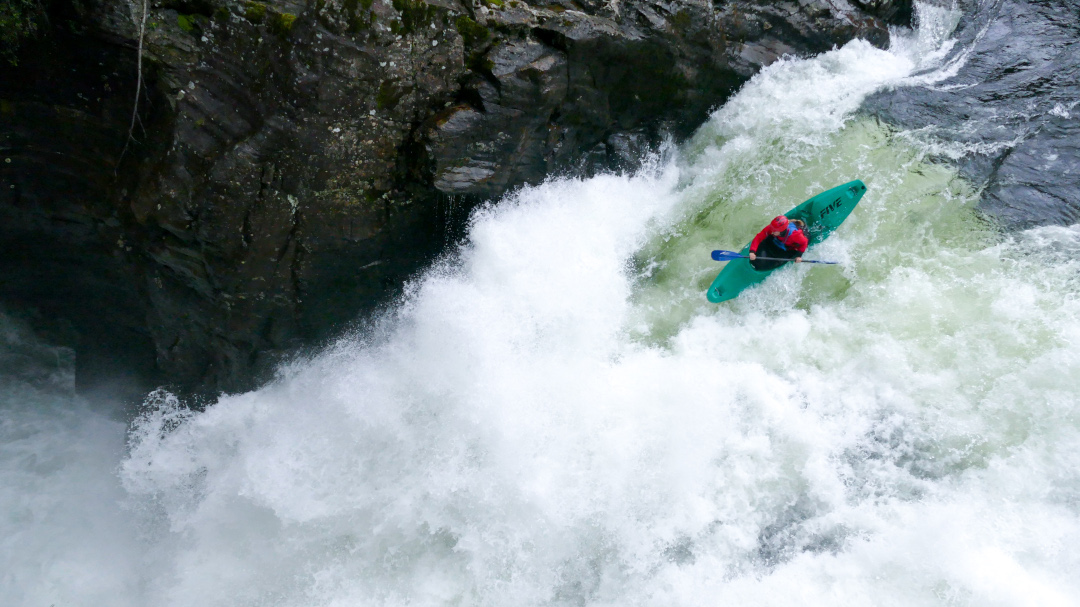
[774,224,801,250]
[750,221,808,254]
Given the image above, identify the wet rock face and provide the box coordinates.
[427,0,894,197]
[0,25,159,395]
[850,0,912,27]
[863,0,1080,229]
[1,0,890,393]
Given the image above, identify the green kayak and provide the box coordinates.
[706,180,867,303]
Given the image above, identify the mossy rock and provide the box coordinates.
[671,9,692,30]
[344,0,376,31]
[244,1,267,23]
[176,13,211,34]
[0,0,45,65]
[376,81,406,109]
[454,15,489,49]
[344,0,374,11]
[466,51,494,75]
[390,0,439,35]
[270,12,297,35]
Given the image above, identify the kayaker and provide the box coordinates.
[748,216,808,271]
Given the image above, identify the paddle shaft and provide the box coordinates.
[711,250,838,265]
[751,255,805,262]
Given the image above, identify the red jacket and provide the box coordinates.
[750,223,808,254]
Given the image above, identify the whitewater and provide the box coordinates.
[4,3,1080,605]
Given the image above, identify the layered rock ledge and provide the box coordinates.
[0,0,904,394]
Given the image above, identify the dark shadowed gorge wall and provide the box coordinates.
[0,0,906,394]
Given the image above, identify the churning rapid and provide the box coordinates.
[5,2,1080,605]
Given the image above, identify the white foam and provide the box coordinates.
[0,340,143,607]
[6,3,1080,606]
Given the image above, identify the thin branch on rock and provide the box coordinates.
[118,0,148,171]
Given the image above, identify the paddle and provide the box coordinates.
[711,250,839,265]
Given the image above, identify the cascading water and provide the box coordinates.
[4,2,1080,605]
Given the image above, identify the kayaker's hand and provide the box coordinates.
[795,257,803,263]
[749,252,756,261]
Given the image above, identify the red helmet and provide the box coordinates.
[768,216,790,232]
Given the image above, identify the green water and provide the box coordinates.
[7,11,1080,606]
[630,117,989,346]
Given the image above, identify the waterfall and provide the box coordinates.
[4,2,1080,605]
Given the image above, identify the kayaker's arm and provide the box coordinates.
[748,227,771,260]
[791,231,808,263]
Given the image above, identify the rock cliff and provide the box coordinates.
[864,0,1080,230]
[0,0,902,394]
